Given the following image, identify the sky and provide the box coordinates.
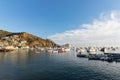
[0,0,120,46]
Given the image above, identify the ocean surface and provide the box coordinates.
[0,50,120,80]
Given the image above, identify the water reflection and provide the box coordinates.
[0,50,120,80]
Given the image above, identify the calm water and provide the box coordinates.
[0,50,120,80]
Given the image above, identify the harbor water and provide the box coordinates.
[0,50,120,80]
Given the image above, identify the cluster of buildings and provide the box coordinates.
[34,43,72,53]
[0,35,29,51]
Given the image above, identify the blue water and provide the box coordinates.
[0,50,120,80]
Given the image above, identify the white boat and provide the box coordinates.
[80,48,86,53]
[46,48,53,53]
[88,47,96,54]
[64,48,70,52]
[52,49,58,53]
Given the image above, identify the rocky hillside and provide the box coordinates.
[0,30,12,37]
[0,30,59,47]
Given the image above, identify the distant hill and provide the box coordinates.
[0,30,59,47]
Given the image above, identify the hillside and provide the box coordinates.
[0,30,12,37]
[0,30,59,48]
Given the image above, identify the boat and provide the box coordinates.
[46,48,53,53]
[64,48,70,52]
[77,52,88,58]
[100,56,109,61]
[88,55,100,60]
[88,54,104,60]
[88,47,97,55]
[116,59,120,62]
[106,57,114,62]
[58,48,66,53]
[52,49,58,53]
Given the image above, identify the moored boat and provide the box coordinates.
[77,52,88,58]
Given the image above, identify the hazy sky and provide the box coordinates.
[0,0,120,46]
